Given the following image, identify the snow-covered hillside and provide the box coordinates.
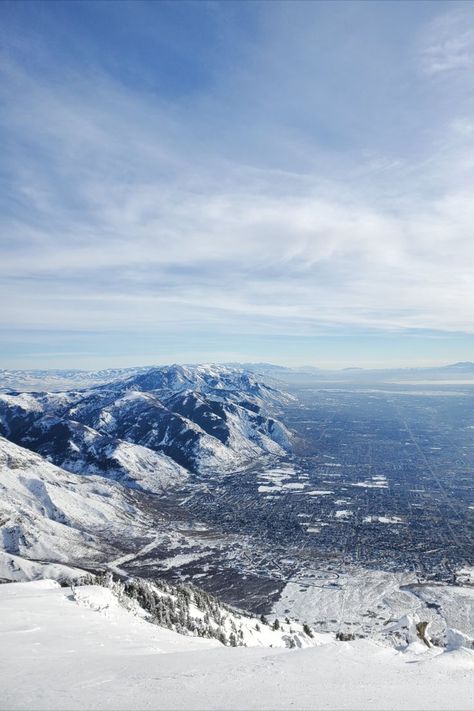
[0,436,154,566]
[0,364,293,478]
[0,579,472,711]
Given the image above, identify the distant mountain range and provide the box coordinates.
[232,361,474,384]
[1,361,473,393]
[0,366,152,392]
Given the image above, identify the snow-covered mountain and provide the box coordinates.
[0,434,217,609]
[0,364,293,479]
[0,362,297,393]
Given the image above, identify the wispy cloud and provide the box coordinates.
[418,5,474,75]
[1,1,473,367]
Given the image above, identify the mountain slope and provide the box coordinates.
[0,365,293,478]
[0,437,152,565]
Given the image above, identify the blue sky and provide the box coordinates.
[1,0,474,369]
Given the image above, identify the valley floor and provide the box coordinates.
[1,580,472,711]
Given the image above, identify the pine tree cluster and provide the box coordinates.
[84,572,254,647]
[66,571,314,650]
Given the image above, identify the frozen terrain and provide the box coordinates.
[273,566,474,644]
[0,436,155,565]
[0,579,472,711]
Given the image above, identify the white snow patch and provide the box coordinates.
[363,515,404,524]
[335,509,353,519]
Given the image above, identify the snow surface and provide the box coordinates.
[0,392,43,413]
[0,580,472,711]
[363,515,404,524]
[0,552,86,583]
[273,566,474,643]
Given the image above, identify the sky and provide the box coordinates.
[1,0,474,370]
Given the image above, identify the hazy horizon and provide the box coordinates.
[1,357,474,373]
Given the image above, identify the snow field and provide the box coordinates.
[0,580,472,711]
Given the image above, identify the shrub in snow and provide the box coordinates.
[336,631,355,642]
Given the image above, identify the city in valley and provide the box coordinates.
[86,367,472,634]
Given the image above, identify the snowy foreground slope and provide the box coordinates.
[0,580,473,711]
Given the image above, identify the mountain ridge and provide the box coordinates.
[0,364,293,484]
